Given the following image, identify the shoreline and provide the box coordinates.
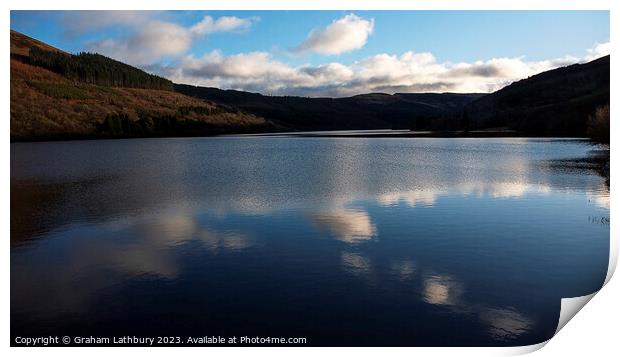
[11,130,593,143]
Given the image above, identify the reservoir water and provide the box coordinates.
[10,136,610,346]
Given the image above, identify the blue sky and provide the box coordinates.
[10,10,610,96]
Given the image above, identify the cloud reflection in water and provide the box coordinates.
[378,190,439,208]
[391,260,416,281]
[422,274,464,306]
[341,252,372,274]
[309,209,376,243]
[479,307,535,341]
[11,210,254,317]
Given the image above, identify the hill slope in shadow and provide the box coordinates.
[175,85,484,131]
[463,55,610,136]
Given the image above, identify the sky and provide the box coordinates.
[10,10,610,97]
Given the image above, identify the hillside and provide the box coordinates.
[177,56,609,135]
[175,85,483,131]
[10,30,274,141]
[10,30,610,141]
[10,29,63,57]
[463,55,610,136]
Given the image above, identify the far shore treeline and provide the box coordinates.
[10,30,610,143]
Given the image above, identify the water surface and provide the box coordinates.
[11,137,610,346]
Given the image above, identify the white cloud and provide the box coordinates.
[86,15,257,65]
[157,41,606,97]
[295,14,374,55]
[584,41,610,61]
[157,51,357,95]
[190,15,254,35]
[89,21,194,65]
[63,12,607,96]
[182,51,298,79]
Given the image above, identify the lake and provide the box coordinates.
[10,136,610,346]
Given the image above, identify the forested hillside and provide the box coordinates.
[28,47,173,90]
[10,30,274,141]
[463,55,610,136]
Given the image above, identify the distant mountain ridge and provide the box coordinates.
[174,85,483,131]
[176,55,610,135]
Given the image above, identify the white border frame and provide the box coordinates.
[3,1,616,356]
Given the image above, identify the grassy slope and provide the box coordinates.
[10,31,272,141]
[10,29,64,57]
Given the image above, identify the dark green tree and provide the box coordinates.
[28,47,173,90]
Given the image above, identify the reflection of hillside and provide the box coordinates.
[10,176,129,245]
[11,181,63,245]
